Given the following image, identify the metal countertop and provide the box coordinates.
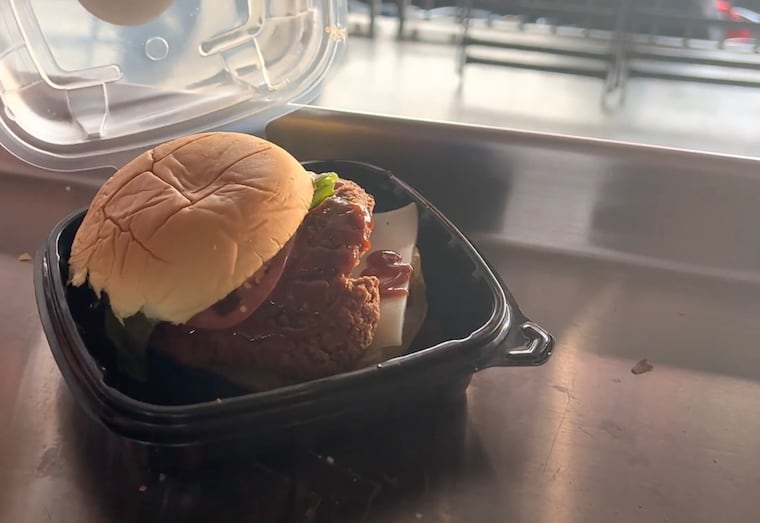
[1,107,759,522]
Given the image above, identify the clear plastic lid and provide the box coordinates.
[0,0,347,171]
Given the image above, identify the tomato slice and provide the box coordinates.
[186,239,294,330]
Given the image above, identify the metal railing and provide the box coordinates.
[454,0,760,107]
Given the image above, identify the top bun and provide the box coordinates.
[68,132,314,324]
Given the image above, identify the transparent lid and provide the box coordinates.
[0,0,347,171]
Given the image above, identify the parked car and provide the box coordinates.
[721,3,760,40]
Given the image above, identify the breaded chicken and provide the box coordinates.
[152,180,382,381]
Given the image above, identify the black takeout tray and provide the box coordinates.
[34,160,554,450]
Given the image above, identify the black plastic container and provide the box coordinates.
[34,160,554,452]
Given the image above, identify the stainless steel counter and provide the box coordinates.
[2,107,760,522]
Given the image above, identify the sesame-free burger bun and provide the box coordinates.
[68,132,314,324]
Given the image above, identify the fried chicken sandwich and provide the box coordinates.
[68,132,426,389]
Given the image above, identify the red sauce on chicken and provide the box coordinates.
[361,250,413,298]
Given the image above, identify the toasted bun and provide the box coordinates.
[68,132,314,324]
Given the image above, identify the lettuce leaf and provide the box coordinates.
[311,172,339,209]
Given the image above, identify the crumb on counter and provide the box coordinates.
[631,359,654,375]
[138,485,147,492]
[17,253,32,262]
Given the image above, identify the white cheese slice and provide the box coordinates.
[352,202,419,349]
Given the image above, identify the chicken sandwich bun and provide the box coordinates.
[68,132,427,390]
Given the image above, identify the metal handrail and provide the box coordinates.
[456,0,760,107]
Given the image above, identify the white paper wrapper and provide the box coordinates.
[352,202,420,350]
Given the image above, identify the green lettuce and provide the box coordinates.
[104,309,159,382]
[310,172,339,209]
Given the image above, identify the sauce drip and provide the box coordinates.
[361,250,413,298]
[313,195,373,253]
